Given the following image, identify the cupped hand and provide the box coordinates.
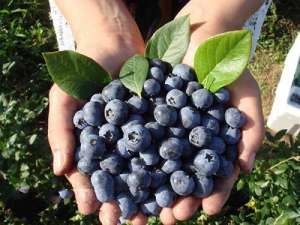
[154,2,265,221]
[47,0,148,222]
[48,86,149,225]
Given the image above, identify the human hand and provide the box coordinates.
[48,1,147,224]
[157,4,264,224]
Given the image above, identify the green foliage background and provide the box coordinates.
[0,0,299,224]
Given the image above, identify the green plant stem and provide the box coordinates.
[268,156,300,171]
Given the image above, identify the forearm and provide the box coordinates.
[180,0,265,65]
[54,0,144,75]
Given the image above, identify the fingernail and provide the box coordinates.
[53,150,64,174]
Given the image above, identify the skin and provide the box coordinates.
[48,0,265,224]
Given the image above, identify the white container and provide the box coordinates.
[267,33,300,136]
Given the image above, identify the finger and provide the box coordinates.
[228,70,264,172]
[129,212,148,225]
[172,196,201,221]
[99,201,120,225]
[202,165,240,215]
[48,85,81,175]
[65,168,100,215]
[160,208,177,225]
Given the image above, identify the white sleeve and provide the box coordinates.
[244,0,272,58]
[48,0,75,51]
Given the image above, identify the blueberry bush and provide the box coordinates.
[0,0,300,224]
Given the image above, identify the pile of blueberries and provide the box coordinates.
[73,59,246,220]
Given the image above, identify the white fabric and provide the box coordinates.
[48,0,272,56]
[49,0,75,51]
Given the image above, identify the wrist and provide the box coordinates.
[76,36,145,77]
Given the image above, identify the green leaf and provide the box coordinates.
[43,50,112,100]
[145,15,190,66]
[194,30,252,92]
[119,55,149,97]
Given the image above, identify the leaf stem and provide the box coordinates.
[268,156,300,171]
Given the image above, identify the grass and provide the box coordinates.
[0,0,300,224]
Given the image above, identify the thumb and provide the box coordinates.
[48,85,81,175]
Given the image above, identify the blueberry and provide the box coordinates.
[145,122,165,140]
[127,114,145,124]
[80,126,98,143]
[214,88,230,104]
[100,153,124,175]
[99,123,121,145]
[58,189,73,199]
[83,101,104,126]
[186,81,202,96]
[143,79,161,97]
[155,185,176,207]
[139,145,160,166]
[207,104,225,121]
[121,114,145,132]
[129,187,149,203]
[216,156,234,177]
[221,125,241,144]
[150,170,168,189]
[78,158,98,175]
[127,96,149,114]
[164,76,184,91]
[193,149,220,176]
[102,80,126,102]
[159,138,183,160]
[192,89,214,110]
[167,125,186,138]
[141,198,161,216]
[181,138,194,159]
[117,193,138,219]
[114,173,129,193]
[166,89,187,108]
[124,124,151,152]
[150,59,168,73]
[154,104,177,126]
[80,134,106,159]
[104,99,128,125]
[73,110,88,129]
[127,170,151,189]
[193,172,213,198]
[90,93,105,105]
[225,145,238,162]
[189,126,212,148]
[202,115,220,135]
[161,159,182,174]
[225,107,246,128]
[179,106,201,129]
[149,67,165,83]
[170,170,195,196]
[116,138,133,159]
[128,157,146,171]
[172,64,195,81]
[91,170,115,202]
[209,136,226,154]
